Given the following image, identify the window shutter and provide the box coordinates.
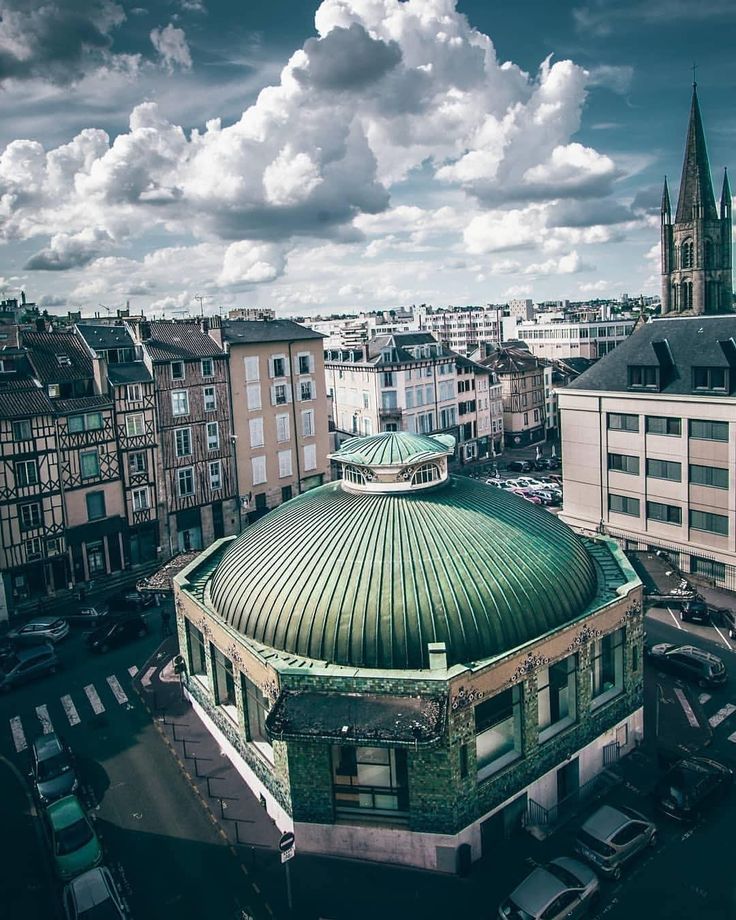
[303,444,317,471]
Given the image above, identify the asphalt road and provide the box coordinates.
[0,612,259,920]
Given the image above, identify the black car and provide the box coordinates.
[654,756,732,821]
[680,598,710,624]
[85,614,149,653]
[506,460,532,473]
[645,642,727,687]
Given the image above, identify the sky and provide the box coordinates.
[0,0,734,318]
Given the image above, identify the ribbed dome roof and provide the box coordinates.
[334,431,455,466]
[209,476,599,670]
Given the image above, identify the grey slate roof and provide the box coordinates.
[76,323,134,351]
[145,322,225,362]
[0,382,54,419]
[475,344,542,375]
[22,331,93,382]
[107,363,152,385]
[55,395,112,414]
[569,315,736,395]
[224,319,323,344]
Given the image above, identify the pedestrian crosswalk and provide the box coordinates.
[8,668,140,754]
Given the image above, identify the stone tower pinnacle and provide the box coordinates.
[660,85,732,315]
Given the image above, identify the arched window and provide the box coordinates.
[681,280,692,310]
[671,284,679,309]
[704,239,714,269]
[681,239,693,269]
[343,466,367,485]
[411,463,441,485]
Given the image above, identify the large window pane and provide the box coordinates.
[538,655,577,741]
[475,687,522,777]
[591,629,624,706]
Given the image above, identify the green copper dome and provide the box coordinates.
[209,474,599,671]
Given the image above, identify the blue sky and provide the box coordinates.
[0,0,733,316]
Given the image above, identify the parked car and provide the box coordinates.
[654,756,733,821]
[575,804,656,879]
[31,733,78,805]
[645,642,727,688]
[109,590,156,612]
[498,857,599,920]
[512,489,543,505]
[515,477,546,490]
[46,795,102,881]
[8,617,69,645]
[718,607,736,639]
[536,490,562,507]
[85,614,149,653]
[0,643,58,691]
[485,478,503,487]
[679,598,710,625]
[65,607,109,627]
[506,460,532,473]
[63,867,127,920]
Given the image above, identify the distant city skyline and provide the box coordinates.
[0,0,733,316]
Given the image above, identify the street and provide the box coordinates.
[0,611,261,920]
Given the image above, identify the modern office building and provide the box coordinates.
[173,431,643,872]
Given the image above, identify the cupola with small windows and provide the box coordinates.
[329,431,455,494]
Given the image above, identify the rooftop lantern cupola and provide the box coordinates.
[328,432,456,494]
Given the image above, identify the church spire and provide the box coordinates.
[721,167,732,220]
[660,175,671,222]
[675,83,718,223]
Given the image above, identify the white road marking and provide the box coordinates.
[666,606,682,630]
[127,665,138,677]
[60,695,80,727]
[713,623,735,651]
[728,731,736,743]
[84,684,105,715]
[35,705,54,735]
[10,716,27,752]
[106,675,128,705]
[699,693,711,705]
[674,688,700,728]
[708,703,736,729]
[141,667,156,688]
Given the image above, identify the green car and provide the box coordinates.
[46,795,102,881]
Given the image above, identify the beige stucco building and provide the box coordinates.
[559,315,736,589]
[224,319,330,521]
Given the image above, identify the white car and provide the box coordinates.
[515,477,546,490]
[8,617,70,645]
[498,857,600,920]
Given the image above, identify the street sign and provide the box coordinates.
[279,831,295,853]
[281,846,295,863]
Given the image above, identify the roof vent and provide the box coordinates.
[428,641,447,671]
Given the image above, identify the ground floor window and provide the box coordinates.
[332,746,408,821]
[186,620,206,675]
[538,655,577,742]
[475,687,522,779]
[690,556,726,583]
[242,674,270,747]
[591,629,624,707]
[86,541,106,576]
[212,646,236,714]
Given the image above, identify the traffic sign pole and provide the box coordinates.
[279,832,296,913]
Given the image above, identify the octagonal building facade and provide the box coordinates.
[173,432,644,872]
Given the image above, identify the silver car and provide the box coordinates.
[575,805,656,879]
[498,857,599,920]
[9,616,70,644]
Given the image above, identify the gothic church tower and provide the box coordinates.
[661,85,732,314]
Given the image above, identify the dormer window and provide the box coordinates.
[56,354,71,367]
[693,366,727,392]
[627,365,658,389]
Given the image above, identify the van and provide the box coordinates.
[0,643,58,691]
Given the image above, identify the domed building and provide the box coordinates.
[174,432,643,872]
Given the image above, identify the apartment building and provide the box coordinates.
[511,317,637,360]
[472,344,546,448]
[559,315,736,589]
[0,345,65,621]
[23,330,128,592]
[224,319,330,522]
[131,319,239,554]
[417,305,503,355]
[325,332,501,460]
[76,324,160,566]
